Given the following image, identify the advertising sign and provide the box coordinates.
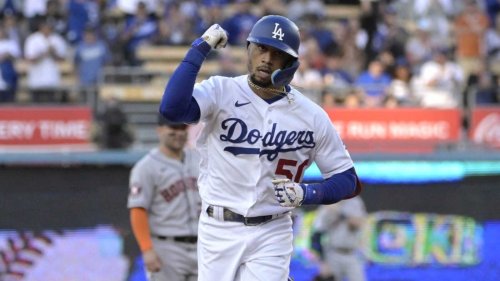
[470,107,500,149]
[0,107,93,149]
[324,108,462,152]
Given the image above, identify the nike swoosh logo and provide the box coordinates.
[235,101,251,107]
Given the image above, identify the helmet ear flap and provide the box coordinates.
[271,60,300,87]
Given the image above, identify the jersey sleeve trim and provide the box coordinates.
[301,167,360,205]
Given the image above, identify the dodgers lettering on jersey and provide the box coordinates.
[193,75,353,217]
[220,118,315,161]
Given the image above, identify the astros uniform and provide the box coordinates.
[314,197,367,281]
[193,74,354,280]
[128,147,201,281]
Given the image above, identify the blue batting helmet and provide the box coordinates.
[247,15,300,58]
[247,15,300,86]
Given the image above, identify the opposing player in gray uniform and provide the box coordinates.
[128,115,201,281]
[313,197,367,281]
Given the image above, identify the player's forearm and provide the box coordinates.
[159,39,210,123]
[130,207,153,252]
[301,167,359,205]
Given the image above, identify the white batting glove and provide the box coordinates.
[272,178,305,207]
[202,24,228,49]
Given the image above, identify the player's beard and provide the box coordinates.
[248,60,273,88]
[249,73,272,88]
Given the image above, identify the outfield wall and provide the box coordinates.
[0,152,499,281]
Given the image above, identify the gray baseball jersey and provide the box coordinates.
[314,197,367,281]
[128,148,201,237]
[314,196,367,250]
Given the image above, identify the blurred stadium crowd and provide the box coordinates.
[0,0,499,111]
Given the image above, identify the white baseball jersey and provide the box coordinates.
[128,148,201,236]
[193,74,353,217]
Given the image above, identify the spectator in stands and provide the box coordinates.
[45,0,67,36]
[413,0,458,17]
[335,18,367,77]
[293,56,323,88]
[287,0,325,22]
[412,0,455,46]
[371,6,408,62]
[485,0,500,27]
[0,0,21,16]
[405,19,437,74]
[120,1,157,65]
[321,87,339,108]
[201,0,229,6]
[464,61,500,105]
[377,50,396,79]
[355,58,392,107]
[23,0,50,32]
[387,60,416,106]
[259,0,287,16]
[221,0,258,46]
[74,26,110,101]
[117,0,157,18]
[321,52,354,98]
[300,36,326,71]
[382,94,399,108]
[0,24,20,102]
[291,57,323,104]
[101,14,124,66]
[195,1,225,37]
[358,0,379,64]
[411,48,464,108]
[24,19,67,103]
[213,49,241,77]
[344,89,363,108]
[2,11,22,49]
[304,14,338,55]
[453,0,490,79]
[485,13,500,75]
[67,0,101,45]
[154,2,195,45]
[93,96,134,149]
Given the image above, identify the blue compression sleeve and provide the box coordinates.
[301,167,359,205]
[159,38,211,123]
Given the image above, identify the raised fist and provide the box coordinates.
[202,24,228,49]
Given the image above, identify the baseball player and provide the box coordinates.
[313,197,367,281]
[128,115,201,281]
[159,15,362,281]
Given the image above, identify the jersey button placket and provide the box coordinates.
[267,107,273,124]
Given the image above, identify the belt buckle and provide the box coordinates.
[243,217,261,226]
